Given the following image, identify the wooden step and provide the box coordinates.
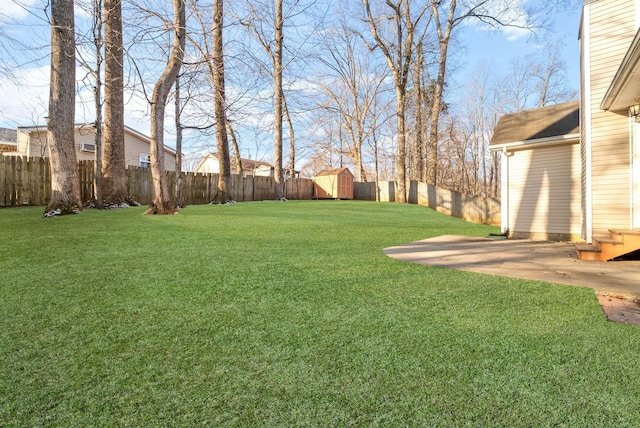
[578,230,640,261]
[609,229,640,236]
[575,243,600,261]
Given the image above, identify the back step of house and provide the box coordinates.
[576,229,640,261]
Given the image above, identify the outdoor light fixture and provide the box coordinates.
[630,104,640,118]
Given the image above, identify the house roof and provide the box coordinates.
[316,167,353,177]
[601,26,640,111]
[0,127,17,144]
[489,101,580,150]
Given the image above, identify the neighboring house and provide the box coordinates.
[195,152,273,176]
[0,127,18,154]
[489,101,581,241]
[194,152,299,178]
[3,123,176,171]
[314,168,354,199]
[491,0,640,261]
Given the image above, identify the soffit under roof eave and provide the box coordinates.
[489,134,580,153]
[601,27,640,111]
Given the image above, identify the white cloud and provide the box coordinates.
[0,65,49,127]
[0,0,41,23]
[462,0,532,42]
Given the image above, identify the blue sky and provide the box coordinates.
[0,0,584,140]
[460,4,582,95]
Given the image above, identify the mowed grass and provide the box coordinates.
[1,201,639,426]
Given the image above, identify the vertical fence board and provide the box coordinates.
[0,157,5,207]
[8,157,17,206]
[243,176,254,202]
[408,180,418,204]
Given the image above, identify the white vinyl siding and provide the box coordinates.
[507,143,581,240]
[584,0,636,236]
[15,126,176,171]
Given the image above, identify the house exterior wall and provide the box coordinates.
[195,156,220,174]
[507,142,582,240]
[11,126,175,171]
[581,0,637,238]
[121,129,176,171]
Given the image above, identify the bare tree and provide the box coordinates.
[103,0,129,205]
[426,0,534,186]
[316,20,390,182]
[174,74,185,207]
[362,0,428,203]
[76,0,105,209]
[237,0,304,198]
[211,0,233,202]
[184,0,233,202]
[145,0,186,215]
[496,40,577,112]
[45,0,82,216]
[273,0,285,198]
[227,121,243,175]
[529,39,578,107]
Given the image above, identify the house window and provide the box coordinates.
[139,154,151,168]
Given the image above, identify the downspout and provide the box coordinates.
[501,147,510,235]
[582,3,593,243]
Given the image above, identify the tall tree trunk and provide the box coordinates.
[145,0,185,215]
[362,0,422,204]
[174,75,184,208]
[93,0,104,209]
[413,41,425,183]
[395,84,407,203]
[427,0,455,186]
[102,0,128,205]
[273,0,284,199]
[213,0,232,203]
[283,92,295,178]
[45,0,82,216]
[227,121,243,175]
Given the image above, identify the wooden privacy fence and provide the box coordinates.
[0,156,499,225]
[353,181,500,226]
[0,157,313,207]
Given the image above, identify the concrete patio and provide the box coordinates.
[384,235,640,325]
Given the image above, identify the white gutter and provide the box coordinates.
[500,148,510,235]
[489,133,580,153]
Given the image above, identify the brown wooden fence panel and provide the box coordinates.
[285,178,313,200]
[242,176,254,202]
[126,165,153,204]
[228,175,243,202]
[253,176,275,201]
[353,182,374,200]
[78,160,94,203]
[15,156,24,205]
[408,180,418,204]
[0,156,6,207]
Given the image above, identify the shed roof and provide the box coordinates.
[316,167,353,177]
[489,101,580,148]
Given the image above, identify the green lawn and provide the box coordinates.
[1,201,639,426]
